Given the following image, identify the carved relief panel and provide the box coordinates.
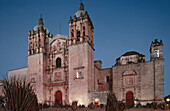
[123,70,137,87]
[50,39,66,54]
[123,76,135,86]
[54,72,62,81]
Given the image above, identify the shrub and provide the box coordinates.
[100,104,104,109]
[0,95,5,109]
[2,77,39,111]
[43,103,49,108]
[153,102,158,109]
[64,104,69,109]
[88,102,94,109]
[136,102,142,108]
[38,103,42,109]
[158,102,166,110]
[105,92,119,111]
[64,101,69,109]
[71,101,78,110]
[82,105,85,108]
[117,101,125,111]
[126,103,133,109]
[79,105,82,108]
[146,103,151,108]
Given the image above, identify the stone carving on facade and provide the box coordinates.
[64,56,68,66]
[56,40,61,53]
[52,45,56,51]
[123,76,136,86]
[54,72,62,81]
[7,2,164,107]
[123,70,136,87]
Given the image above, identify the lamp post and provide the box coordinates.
[165,96,170,109]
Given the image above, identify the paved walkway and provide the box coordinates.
[40,107,105,111]
[125,108,170,111]
[40,107,170,111]
[1,107,170,111]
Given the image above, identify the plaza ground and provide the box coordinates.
[40,107,170,111]
[0,107,170,111]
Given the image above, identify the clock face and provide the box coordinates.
[154,49,159,57]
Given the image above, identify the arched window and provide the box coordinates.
[77,29,80,41]
[56,58,61,68]
[71,29,74,37]
[83,26,85,36]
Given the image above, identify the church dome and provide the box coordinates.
[33,25,49,34]
[33,17,50,34]
[75,10,86,17]
[74,3,86,17]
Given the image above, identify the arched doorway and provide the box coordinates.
[55,90,62,106]
[126,91,134,107]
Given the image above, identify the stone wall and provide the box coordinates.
[8,67,28,80]
[89,91,109,105]
[68,42,94,106]
[112,59,164,105]
[27,53,46,103]
[154,59,164,101]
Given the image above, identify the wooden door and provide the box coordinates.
[55,91,62,106]
[126,91,134,107]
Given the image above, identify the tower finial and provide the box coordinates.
[80,0,82,3]
[39,14,44,25]
[79,1,84,10]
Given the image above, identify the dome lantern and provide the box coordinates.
[79,3,84,10]
[39,17,44,25]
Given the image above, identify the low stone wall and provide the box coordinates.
[89,91,109,105]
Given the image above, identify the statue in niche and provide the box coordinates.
[56,40,61,53]
[52,45,56,51]
[62,42,66,48]
[65,56,68,65]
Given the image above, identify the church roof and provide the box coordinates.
[122,51,144,57]
[116,51,145,61]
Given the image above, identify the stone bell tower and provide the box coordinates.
[150,39,163,60]
[27,17,52,103]
[69,3,94,46]
[68,2,95,106]
[150,39,164,101]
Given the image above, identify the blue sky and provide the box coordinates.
[0,0,170,96]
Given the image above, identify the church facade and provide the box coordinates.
[8,3,164,107]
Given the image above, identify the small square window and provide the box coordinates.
[154,50,159,58]
[76,72,82,79]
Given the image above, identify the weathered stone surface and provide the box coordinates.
[7,3,164,107]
